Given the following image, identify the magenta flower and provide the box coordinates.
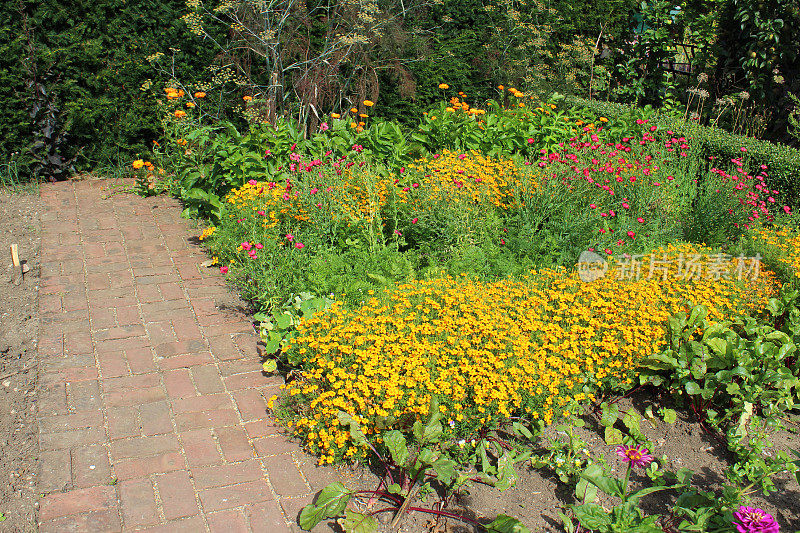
[219,266,229,274]
[295,242,305,249]
[615,445,654,468]
[732,506,779,533]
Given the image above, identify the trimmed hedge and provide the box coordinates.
[566,96,800,207]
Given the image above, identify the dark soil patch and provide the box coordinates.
[0,185,42,532]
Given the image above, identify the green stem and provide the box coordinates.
[621,463,632,504]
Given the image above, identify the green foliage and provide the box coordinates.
[0,0,218,180]
[299,399,530,532]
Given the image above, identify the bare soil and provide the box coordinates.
[0,185,42,532]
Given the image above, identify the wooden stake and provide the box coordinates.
[10,244,21,284]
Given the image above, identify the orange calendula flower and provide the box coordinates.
[174,110,186,118]
[498,85,504,90]
[438,83,449,90]
[132,159,145,169]
[363,100,374,107]
[331,113,341,119]
[243,95,253,102]
[194,91,206,98]
[350,107,358,113]
[359,113,368,118]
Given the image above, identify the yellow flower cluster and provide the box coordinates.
[746,225,800,280]
[274,243,777,464]
[405,150,525,210]
[198,226,216,241]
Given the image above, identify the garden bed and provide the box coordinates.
[0,184,42,531]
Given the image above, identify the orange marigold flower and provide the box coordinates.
[331,113,341,119]
[243,95,253,102]
[363,100,374,107]
[132,159,145,169]
[186,102,195,108]
[194,91,206,98]
[438,83,449,90]
[174,110,186,118]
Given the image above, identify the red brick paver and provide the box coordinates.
[38,180,335,532]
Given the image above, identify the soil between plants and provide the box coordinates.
[0,186,42,532]
[299,395,800,532]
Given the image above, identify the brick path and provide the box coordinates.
[37,180,338,532]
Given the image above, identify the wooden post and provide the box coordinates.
[10,244,21,285]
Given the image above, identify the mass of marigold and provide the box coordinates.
[271,243,777,465]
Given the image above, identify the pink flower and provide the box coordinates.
[412,218,418,224]
[616,445,654,468]
[295,242,305,249]
[527,138,534,144]
[784,206,791,214]
[255,243,263,249]
[627,230,635,239]
[637,217,645,223]
[286,234,294,242]
[241,242,252,250]
[219,266,229,274]
[604,248,612,255]
[732,506,778,533]
[310,187,318,194]
[589,204,597,209]
[248,179,257,186]
[319,122,329,131]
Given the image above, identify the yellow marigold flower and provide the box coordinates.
[445,107,455,112]
[186,102,195,108]
[363,100,374,107]
[132,159,145,169]
[194,91,206,98]
[599,117,608,122]
[350,122,357,128]
[359,113,368,118]
[351,107,358,113]
[438,83,449,90]
[498,85,504,90]
[331,113,341,119]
